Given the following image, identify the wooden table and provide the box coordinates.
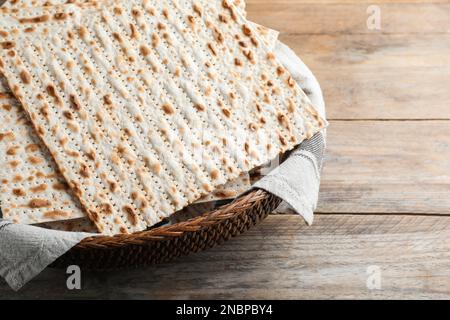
[2,0,450,299]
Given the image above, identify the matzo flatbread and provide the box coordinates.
[37,198,222,232]
[0,74,252,226]
[0,0,85,7]
[196,171,250,202]
[0,0,278,50]
[0,80,87,223]
[0,1,281,227]
[0,0,325,234]
[0,0,275,231]
[0,0,279,50]
[0,78,252,226]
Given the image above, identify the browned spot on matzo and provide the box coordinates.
[28,198,51,208]
[0,41,14,49]
[46,84,62,106]
[19,15,49,24]
[207,42,217,56]
[68,94,81,110]
[140,44,151,56]
[162,103,175,115]
[25,143,39,152]
[52,182,68,190]
[122,205,138,226]
[100,203,113,215]
[0,131,14,141]
[19,70,31,84]
[193,3,203,16]
[30,183,47,193]
[53,13,68,21]
[28,155,43,164]
[242,24,252,36]
[12,188,26,196]
[8,160,19,168]
[43,210,70,219]
[6,146,19,155]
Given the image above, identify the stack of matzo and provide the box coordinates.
[0,0,326,235]
[0,0,278,234]
[0,0,278,231]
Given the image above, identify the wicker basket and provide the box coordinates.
[51,189,281,270]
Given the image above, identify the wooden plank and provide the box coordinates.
[283,33,450,68]
[279,33,450,119]
[318,120,450,214]
[318,67,450,120]
[246,3,450,34]
[2,214,450,299]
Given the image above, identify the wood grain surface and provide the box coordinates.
[283,34,450,119]
[247,2,450,34]
[319,121,450,214]
[1,0,450,299]
[3,215,450,299]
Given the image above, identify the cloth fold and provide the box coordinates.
[255,132,324,225]
[255,41,327,224]
[0,221,94,291]
[0,40,327,291]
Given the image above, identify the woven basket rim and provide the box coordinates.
[53,188,281,269]
[74,188,274,249]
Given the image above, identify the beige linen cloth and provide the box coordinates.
[0,40,327,291]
